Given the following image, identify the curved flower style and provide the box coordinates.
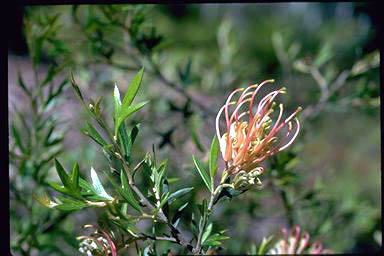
[77,225,117,256]
[267,226,333,254]
[216,80,302,175]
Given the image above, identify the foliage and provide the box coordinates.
[9,3,380,255]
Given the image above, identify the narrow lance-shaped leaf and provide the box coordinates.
[168,187,194,205]
[55,159,70,188]
[125,124,140,160]
[192,156,212,193]
[54,196,88,211]
[119,170,143,213]
[115,101,148,137]
[33,192,58,208]
[209,135,219,183]
[201,223,213,244]
[113,83,122,120]
[70,162,80,191]
[11,124,25,153]
[83,121,108,147]
[122,67,144,107]
[191,128,205,152]
[90,167,114,200]
[17,71,32,97]
[70,72,84,101]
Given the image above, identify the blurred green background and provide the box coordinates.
[9,3,380,255]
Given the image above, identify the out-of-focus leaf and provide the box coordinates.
[33,192,58,208]
[314,43,333,67]
[70,72,84,101]
[192,156,212,192]
[45,79,67,107]
[191,128,205,152]
[350,50,380,76]
[17,71,32,97]
[257,235,274,254]
[11,124,25,153]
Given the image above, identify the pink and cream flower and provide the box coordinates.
[216,80,302,175]
[267,226,333,254]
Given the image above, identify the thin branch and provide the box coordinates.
[301,69,350,121]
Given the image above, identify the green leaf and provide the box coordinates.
[110,219,139,237]
[209,135,219,181]
[79,178,94,192]
[115,101,148,137]
[351,50,380,76]
[33,192,58,208]
[118,123,130,158]
[258,236,274,254]
[111,169,142,213]
[47,181,67,194]
[168,187,194,204]
[202,232,230,246]
[90,167,114,200]
[54,159,70,188]
[54,196,88,211]
[122,67,144,107]
[113,83,122,119]
[11,124,25,153]
[83,121,107,147]
[314,43,333,68]
[157,192,170,211]
[70,163,80,190]
[70,72,84,101]
[125,124,140,160]
[45,79,67,107]
[201,223,213,244]
[171,202,189,227]
[17,71,32,97]
[191,128,205,152]
[192,156,212,192]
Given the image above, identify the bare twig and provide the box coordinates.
[301,69,350,121]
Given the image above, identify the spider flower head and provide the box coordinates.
[267,226,333,254]
[77,225,117,256]
[216,80,302,176]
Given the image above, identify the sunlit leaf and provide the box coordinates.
[168,187,194,205]
[90,167,113,200]
[122,67,144,107]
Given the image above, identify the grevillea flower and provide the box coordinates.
[267,226,333,254]
[216,80,302,175]
[77,225,117,256]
